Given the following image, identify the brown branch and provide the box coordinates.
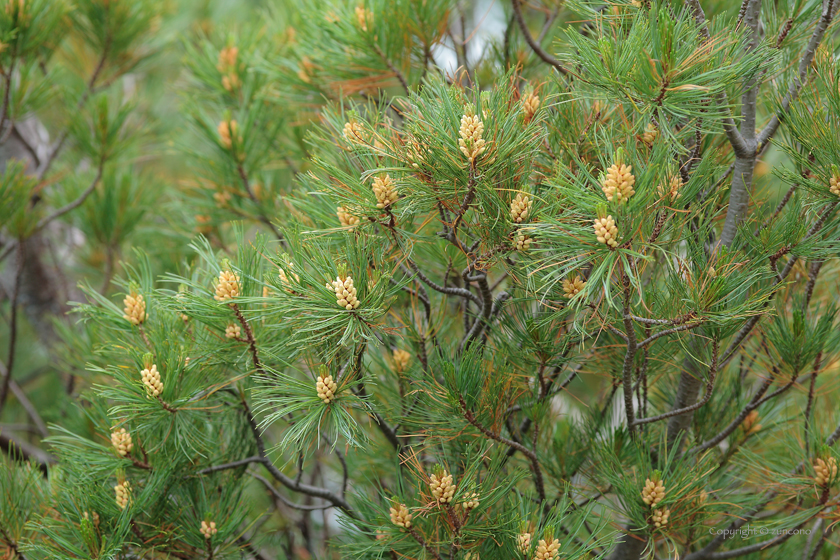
[408,527,444,560]
[620,273,638,434]
[239,397,356,517]
[633,339,717,427]
[34,159,104,235]
[637,321,705,347]
[37,38,110,181]
[236,163,285,244]
[460,397,546,502]
[510,0,568,74]
[756,0,837,148]
[0,243,22,415]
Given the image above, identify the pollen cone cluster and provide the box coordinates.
[516,532,532,554]
[217,46,240,92]
[602,162,636,203]
[329,275,361,310]
[354,6,372,31]
[510,193,532,223]
[343,120,366,144]
[522,90,540,124]
[337,206,361,227]
[459,108,486,165]
[641,477,666,508]
[593,215,619,248]
[389,503,412,529]
[659,175,682,202]
[392,349,411,373]
[214,270,241,302]
[814,457,838,486]
[200,520,218,539]
[534,537,560,560]
[114,481,131,510]
[225,323,241,339]
[141,364,163,397]
[279,264,299,291]
[741,410,761,435]
[123,291,146,326]
[430,470,455,504]
[110,428,133,457]
[642,123,658,144]
[651,507,670,528]
[830,174,840,196]
[218,120,240,150]
[316,374,338,404]
[372,174,398,208]
[462,492,479,510]
[562,276,585,298]
[514,232,532,252]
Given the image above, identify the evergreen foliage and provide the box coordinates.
[1,0,840,559]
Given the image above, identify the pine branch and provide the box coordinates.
[756,0,838,148]
[33,159,104,237]
[239,396,357,517]
[460,397,546,502]
[37,35,110,181]
[0,244,22,416]
[632,339,717,427]
[510,0,568,74]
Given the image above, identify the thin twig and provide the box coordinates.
[510,0,568,74]
[460,397,546,501]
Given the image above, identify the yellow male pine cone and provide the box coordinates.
[316,374,338,404]
[641,477,666,508]
[459,107,486,166]
[389,502,412,529]
[601,162,636,203]
[658,175,682,202]
[429,470,456,504]
[516,532,532,554]
[214,270,240,302]
[463,492,479,510]
[814,457,838,487]
[141,363,163,397]
[200,520,218,539]
[329,275,361,310]
[217,46,240,92]
[593,215,619,248]
[392,348,411,373]
[562,276,585,298]
[534,537,560,560]
[372,174,399,208]
[218,120,240,150]
[829,174,840,196]
[217,46,238,72]
[651,507,670,529]
[122,290,146,326]
[510,193,532,223]
[354,5,372,31]
[337,206,361,227]
[514,232,532,252]
[343,120,366,144]
[225,323,241,339]
[114,480,131,510]
[278,264,300,291]
[642,123,658,144]
[110,428,133,457]
[522,90,540,124]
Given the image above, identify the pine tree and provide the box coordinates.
[1,0,840,559]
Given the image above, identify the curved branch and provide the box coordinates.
[511,0,568,74]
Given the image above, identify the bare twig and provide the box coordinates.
[510,0,568,74]
[460,397,546,501]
